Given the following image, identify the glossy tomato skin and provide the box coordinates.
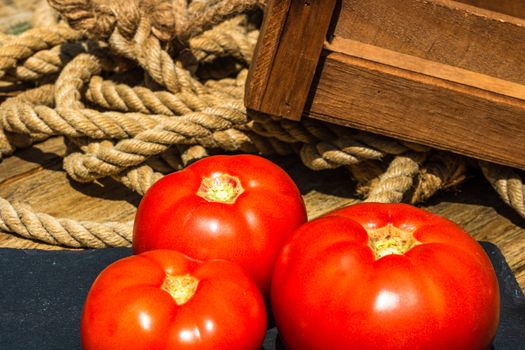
[81,250,267,350]
[133,154,307,296]
[271,203,500,350]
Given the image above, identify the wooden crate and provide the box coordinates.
[245,0,525,170]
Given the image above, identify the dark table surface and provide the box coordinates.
[0,242,523,350]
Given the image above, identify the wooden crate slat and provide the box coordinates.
[245,0,337,121]
[326,38,525,101]
[306,49,525,170]
[333,0,525,84]
[244,0,291,109]
[455,0,525,18]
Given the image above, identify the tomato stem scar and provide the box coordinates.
[197,173,244,204]
[366,223,420,259]
[161,273,199,305]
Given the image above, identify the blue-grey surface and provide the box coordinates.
[0,243,523,350]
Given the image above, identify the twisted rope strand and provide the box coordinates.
[47,0,116,40]
[62,101,249,181]
[0,84,56,159]
[48,0,263,42]
[1,100,170,139]
[0,197,132,248]
[480,161,525,219]
[0,128,15,159]
[85,75,230,115]
[348,160,386,198]
[113,164,164,196]
[409,153,466,204]
[366,152,427,203]
[180,0,264,40]
[0,23,81,79]
[113,144,210,196]
[188,16,258,64]
[4,41,95,82]
[109,20,204,94]
[31,0,60,28]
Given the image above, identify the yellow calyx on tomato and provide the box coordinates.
[366,223,421,259]
[197,173,244,204]
[161,273,199,305]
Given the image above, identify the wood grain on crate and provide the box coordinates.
[307,48,525,171]
[332,0,525,84]
[245,0,525,171]
[245,0,337,121]
[456,0,525,18]
[0,137,524,291]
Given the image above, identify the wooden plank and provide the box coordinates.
[245,0,337,120]
[455,0,525,19]
[305,46,525,170]
[0,137,140,223]
[332,0,525,84]
[326,38,525,101]
[244,0,291,108]
[0,137,63,185]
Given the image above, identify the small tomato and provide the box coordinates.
[133,154,307,296]
[81,250,267,350]
[271,203,500,350]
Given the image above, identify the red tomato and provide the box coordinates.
[81,250,267,350]
[133,154,307,296]
[271,203,500,350]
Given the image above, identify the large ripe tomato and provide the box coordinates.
[133,154,307,296]
[271,203,500,350]
[81,249,267,350]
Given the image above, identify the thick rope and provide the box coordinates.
[48,0,263,41]
[409,153,466,204]
[0,84,55,159]
[187,16,258,64]
[366,152,427,203]
[85,75,229,115]
[31,0,60,28]
[114,165,164,196]
[352,153,467,204]
[108,19,205,94]
[480,162,525,219]
[348,160,385,199]
[4,41,95,82]
[48,52,289,182]
[0,32,13,45]
[1,101,171,139]
[62,102,253,182]
[47,0,263,94]
[0,197,131,248]
[114,144,209,196]
[0,23,81,79]
[0,53,174,140]
[0,128,14,159]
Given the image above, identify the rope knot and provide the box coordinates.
[48,0,191,42]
